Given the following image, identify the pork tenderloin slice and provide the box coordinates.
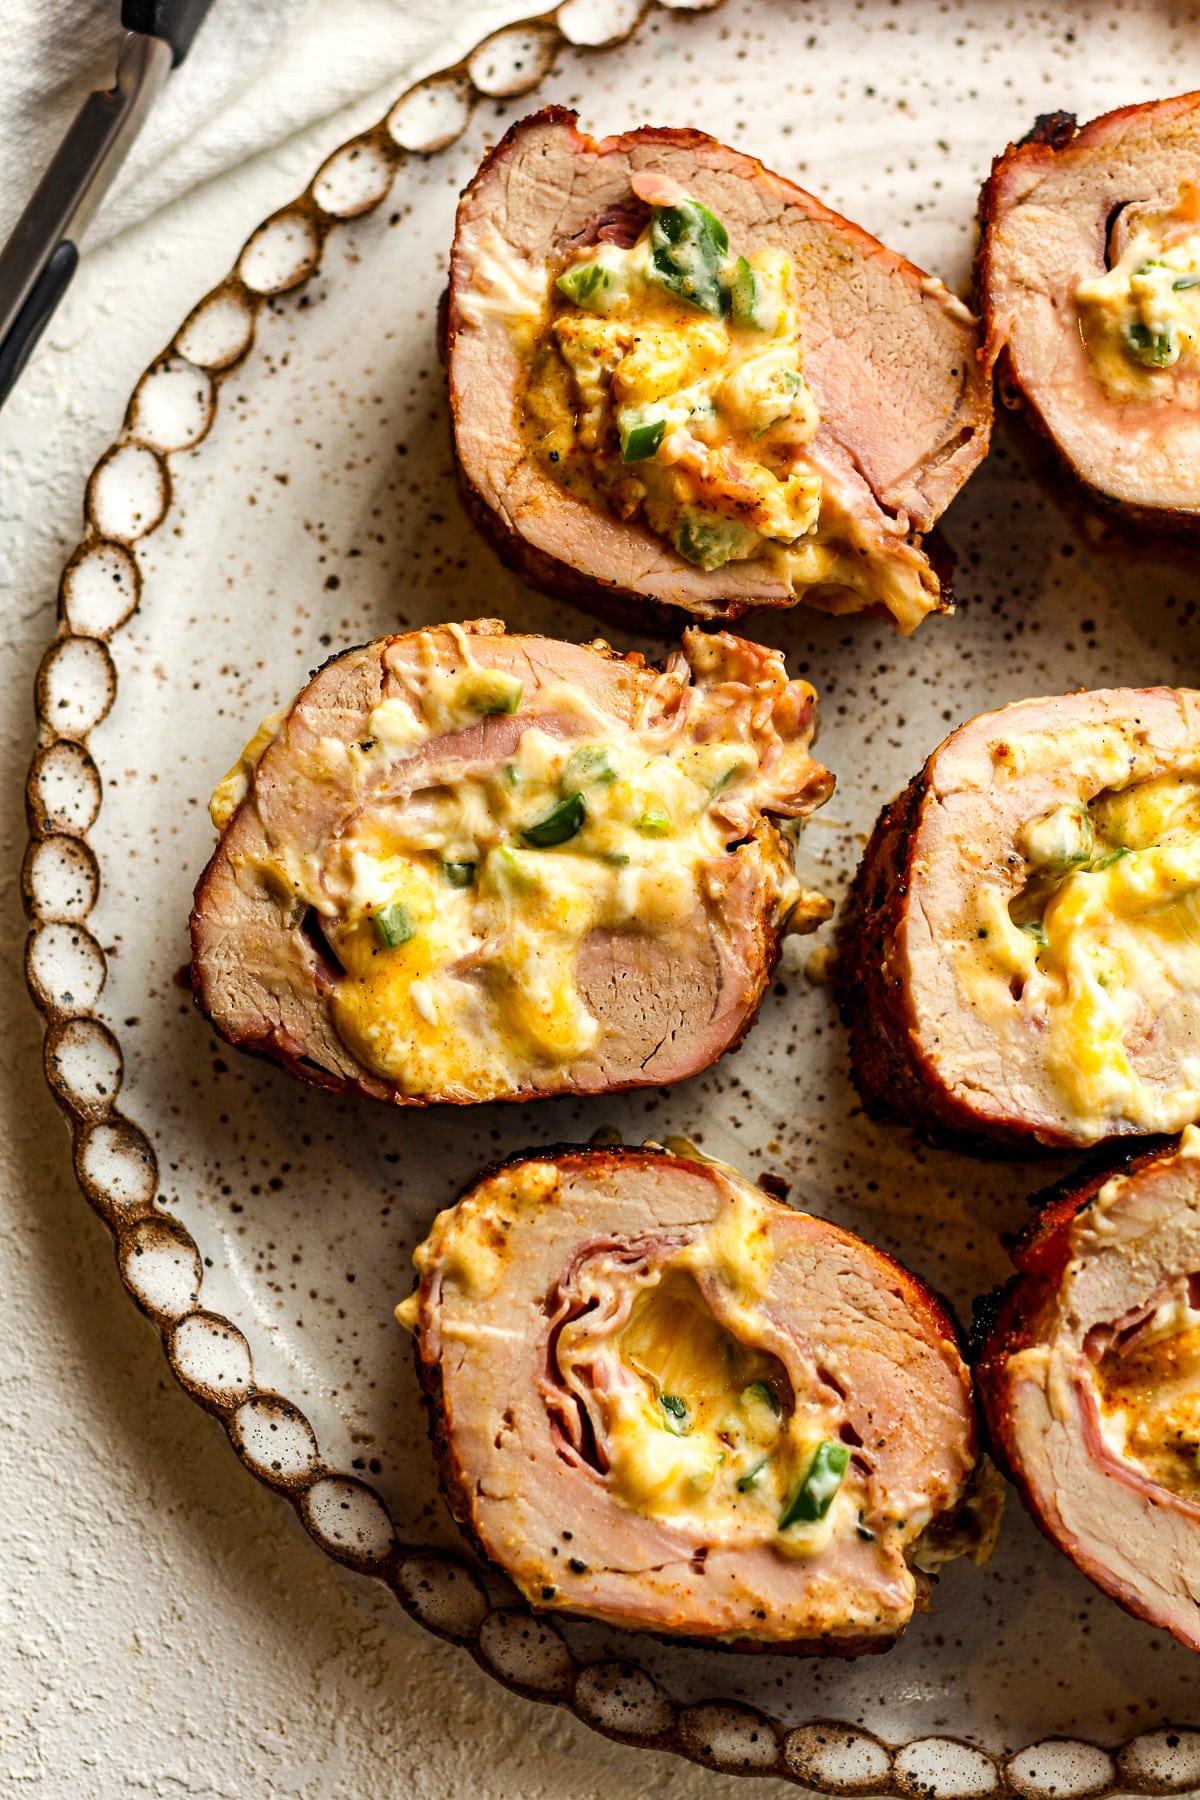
[979,1134,1200,1650]
[836,686,1200,1153]
[980,91,1200,516]
[403,1146,978,1650]
[191,621,832,1106]
[448,108,990,631]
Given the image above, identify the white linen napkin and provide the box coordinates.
[0,0,531,250]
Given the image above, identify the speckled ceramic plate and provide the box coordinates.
[23,0,1200,1789]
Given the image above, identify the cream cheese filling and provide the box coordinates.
[956,768,1200,1139]
[1076,180,1200,400]
[1091,1277,1200,1502]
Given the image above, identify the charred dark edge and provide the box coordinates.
[406,1143,968,1659]
[1017,111,1079,152]
[966,1280,1014,1372]
[999,395,1200,548]
[1014,1130,1180,1274]
[975,112,1200,535]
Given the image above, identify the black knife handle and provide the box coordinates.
[121,0,215,66]
[0,241,78,411]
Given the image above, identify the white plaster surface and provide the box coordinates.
[0,10,790,1794]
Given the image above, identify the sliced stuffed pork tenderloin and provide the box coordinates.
[446,108,992,636]
[398,1145,985,1651]
[190,620,833,1106]
[837,686,1200,1152]
[978,1132,1200,1651]
[980,91,1200,520]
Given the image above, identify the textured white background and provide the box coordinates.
[0,4,788,1792]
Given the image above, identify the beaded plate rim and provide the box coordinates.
[20,0,1200,1788]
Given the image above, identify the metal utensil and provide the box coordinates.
[0,0,215,409]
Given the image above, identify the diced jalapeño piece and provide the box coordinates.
[736,1456,770,1493]
[491,845,538,891]
[374,901,417,948]
[648,199,730,317]
[1125,321,1179,368]
[730,255,774,330]
[465,669,524,715]
[742,1380,781,1416]
[749,369,803,438]
[557,258,618,312]
[709,748,756,794]
[442,860,476,888]
[674,510,753,571]
[1089,846,1133,872]
[619,407,667,463]
[1174,274,1200,291]
[521,792,586,848]
[635,808,671,837]
[1022,803,1093,872]
[660,1393,690,1434]
[780,1440,850,1529]
[563,746,617,791]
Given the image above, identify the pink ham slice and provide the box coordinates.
[406,1146,979,1650]
[190,620,833,1106]
[978,1138,1200,1651]
[446,107,991,633]
[980,93,1200,517]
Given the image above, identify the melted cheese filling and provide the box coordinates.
[1076,181,1200,399]
[555,1189,853,1555]
[516,188,936,631]
[1093,1276,1200,1502]
[962,771,1200,1138]
[528,235,820,561]
[232,643,822,1100]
